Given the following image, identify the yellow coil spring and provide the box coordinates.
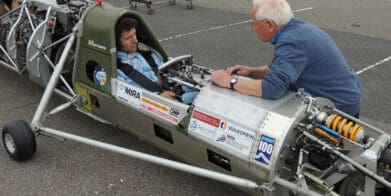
[326,114,362,142]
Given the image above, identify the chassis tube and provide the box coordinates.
[31,33,76,130]
[39,127,260,190]
[0,45,19,71]
[303,131,391,189]
[0,59,18,72]
[273,177,323,196]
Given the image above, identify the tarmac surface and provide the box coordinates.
[0,0,390,195]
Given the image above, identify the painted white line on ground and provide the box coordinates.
[356,56,391,75]
[159,7,313,42]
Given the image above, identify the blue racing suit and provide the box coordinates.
[95,51,198,104]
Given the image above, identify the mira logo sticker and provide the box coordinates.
[255,135,276,165]
[116,81,142,108]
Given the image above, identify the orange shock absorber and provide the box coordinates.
[326,114,336,129]
[324,114,365,142]
[350,124,362,141]
[338,119,347,135]
[344,122,353,138]
[332,115,342,131]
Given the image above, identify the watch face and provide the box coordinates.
[230,78,237,90]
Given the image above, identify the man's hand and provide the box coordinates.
[211,70,232,88]
[226,65,252,76]
[160,90,176,99]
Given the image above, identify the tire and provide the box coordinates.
[338,174,364,196]
[378,148,391,183]
[379,148,391,169]
[2,120,37,161]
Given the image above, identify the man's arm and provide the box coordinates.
[211,70,263,97]
[234,78,263,97]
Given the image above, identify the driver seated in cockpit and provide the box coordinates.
[94,17,197,104]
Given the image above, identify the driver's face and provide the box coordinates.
[120,27,138,53]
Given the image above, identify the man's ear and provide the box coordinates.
[268,22,274,32]
[268,21,276,32]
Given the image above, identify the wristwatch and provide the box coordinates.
[230,78,238,90]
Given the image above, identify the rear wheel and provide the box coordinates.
[338,174,364,196]
[377,148,391,195]
[2,120,36,161]
[379,148,391,170]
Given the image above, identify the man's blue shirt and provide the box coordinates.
[262,18,362,115]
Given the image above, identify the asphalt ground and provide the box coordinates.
[0,0,390,195]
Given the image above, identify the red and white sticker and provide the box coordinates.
[141,97,179,124]
[188,110,220,139]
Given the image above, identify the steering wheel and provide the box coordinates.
[159,54,193,73]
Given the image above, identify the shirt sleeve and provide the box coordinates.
[151,52,164,67]
[262,40,309,99]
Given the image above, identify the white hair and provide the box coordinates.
[252,0,294,25]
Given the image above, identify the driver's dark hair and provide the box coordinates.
[116,17,138,49]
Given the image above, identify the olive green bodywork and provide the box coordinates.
[75,2,167,95]
[71,4,265,195]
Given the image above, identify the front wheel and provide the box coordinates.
[2,120,36,161]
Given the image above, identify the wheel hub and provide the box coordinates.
[4,133,16,153]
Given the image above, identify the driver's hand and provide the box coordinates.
[160,90,176,99]
[226,65,251,76]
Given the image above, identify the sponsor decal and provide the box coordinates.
[188,119,217,139]
[169,107,180,117]
[214,121,255,156]
[116,81,142,107]
[142,105,179,124]
[188,110,220,139]
[141,97,179,124]
[255,135,276,165]
[215,135,226,142]
[142,97,168,112]
[227,124,255,140]
[219,121,227,130]
[88,40,107,51]
[192,110,220,127]
[189,120,198,130]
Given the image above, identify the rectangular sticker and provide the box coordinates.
[255,135,276,165]
[141,97,179,124]
[214,121,255,156]
[188,110,220,139]
[116,81,142,108]
[192,110,220,127]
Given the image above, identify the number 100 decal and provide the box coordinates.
[255,135,276,165]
